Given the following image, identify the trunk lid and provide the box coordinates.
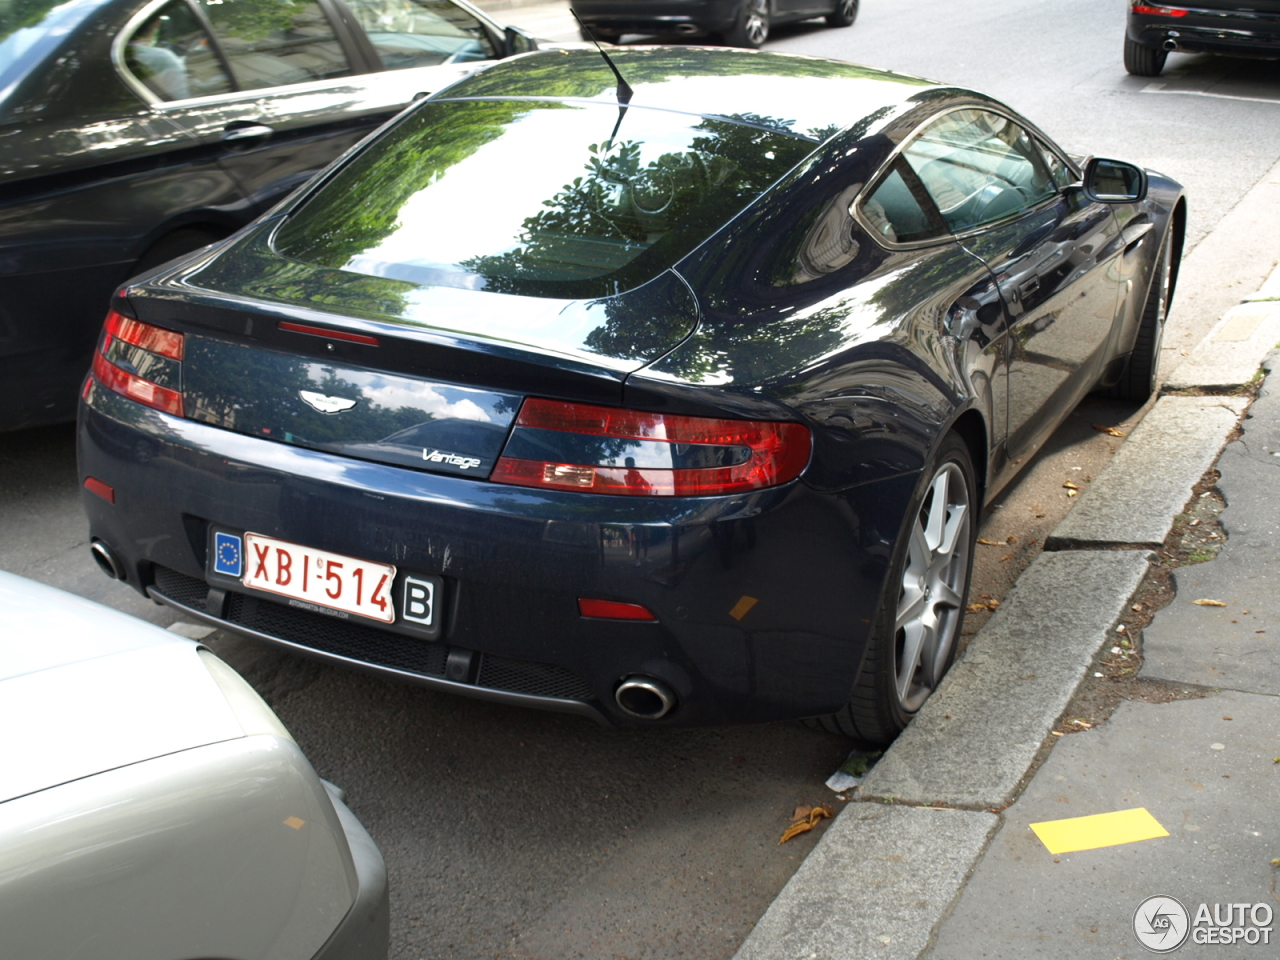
[127,222,700,478]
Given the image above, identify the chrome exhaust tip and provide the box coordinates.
[675,23,699,33]
[90,540,125,581]
[1163,38,1178,50]
[615,676,677,719]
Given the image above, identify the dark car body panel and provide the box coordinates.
[1127,1,1280,58]
[571,0,842,38]
[79,47,1186,727]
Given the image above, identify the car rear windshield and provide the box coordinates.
[274,98,815,299]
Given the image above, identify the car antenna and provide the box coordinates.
[571,11,632,106]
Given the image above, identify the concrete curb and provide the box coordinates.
[856,550,1152,809]
[734,806,999,960]
[1163,299,1280,391]
[1044,396,1248,548]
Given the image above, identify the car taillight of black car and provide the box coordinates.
[91,310,184,417]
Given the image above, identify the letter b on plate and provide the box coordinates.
[403,576,435,625]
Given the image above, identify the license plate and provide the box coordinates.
[241,533,397,624]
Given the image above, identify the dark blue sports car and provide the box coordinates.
[79,46,1185,742]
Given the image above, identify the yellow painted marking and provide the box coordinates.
[729,596,758,621]
[283,816,306,830]
[1030,807,1168,854]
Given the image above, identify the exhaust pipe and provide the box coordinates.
[90,540,126,581]
[615,676,677,719]
[675,23,699,33]
[1163,38,1178,50]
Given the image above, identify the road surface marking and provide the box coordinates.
[1030,807,1169,854]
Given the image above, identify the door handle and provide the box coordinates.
[1017,277,1040,300]
[221,123,274,143]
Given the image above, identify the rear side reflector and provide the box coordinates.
[92,310,185,417]
[83,476,115,504]
[578,598,657,621]
[491,399,811,497]
[278,321,380,346]
[1131,4,1187,15]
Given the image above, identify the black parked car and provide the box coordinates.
[0,0,536,432]
[80,47,1184,743]
[571,0,857,48]
[1125,0,1280,76]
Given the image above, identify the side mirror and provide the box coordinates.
[1081,157,1147,204]
[504,26,537,57]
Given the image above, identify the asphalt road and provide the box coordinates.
[4,2,1280,958]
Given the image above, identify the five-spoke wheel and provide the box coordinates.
[808,431,977,744]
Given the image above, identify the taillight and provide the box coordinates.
[491,398,811,497]
[91,309,185,417]
[1131,3,1187,15]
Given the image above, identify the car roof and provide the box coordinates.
[435,46,941,143]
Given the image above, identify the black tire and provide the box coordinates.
[808,432,978,744]
[131,226,225,278]
[1124,37,1167,77]
[1101,229,1173,403]
[721,0,769,48]
[826,0,857,28]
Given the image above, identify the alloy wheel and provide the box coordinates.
[893,461,971,712]
[744,0,768,46]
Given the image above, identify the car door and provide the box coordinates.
[900,107,1124,460]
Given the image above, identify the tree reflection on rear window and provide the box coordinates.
[274,99,814,299]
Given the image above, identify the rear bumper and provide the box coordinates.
[570,0,741,35]
[1128,7,1280,57]
[80,386,908,727]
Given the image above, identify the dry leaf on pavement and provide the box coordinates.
[976,538,1004,546]
[966,595,1001,612]
[1193,599,1227,607]
[789,805,813,822]
[779,804,836,844]
[1092,423,1127,438]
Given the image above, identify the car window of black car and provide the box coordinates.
[343,0,497,69]
[195,0,352,92]
[124,1,234,102]
[859,158,947,245]
[902,108,1056,234]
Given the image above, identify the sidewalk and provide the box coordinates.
[735,177,1280,956]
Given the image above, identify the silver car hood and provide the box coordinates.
[0,573,243,804]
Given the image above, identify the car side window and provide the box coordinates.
[195,0,352,91]
[124,0,233,101]
[902,108,1057,233]
[344,0,497,69]
[858,159,947,245]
